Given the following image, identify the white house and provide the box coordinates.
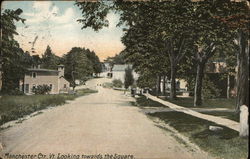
[19,65,70,94]
[111,64,139,83]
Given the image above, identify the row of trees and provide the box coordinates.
[75,0,249,110]
[0,9,102,95]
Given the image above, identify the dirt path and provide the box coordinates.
[0,78,212,159]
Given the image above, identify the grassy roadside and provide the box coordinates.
[136,96,239,122]
[164,97,236,109]
[132,96,166,107]
[162,97,239,122]
[149,112,248,159]
[0,89,97,126]
[134,96,248,159]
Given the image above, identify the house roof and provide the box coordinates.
[28,68,59,73]
[112,64,132,71]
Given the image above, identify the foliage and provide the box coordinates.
[41,45,60,69]
[62,47,102,88]
[5,88,24,96]
[136,71,156,89]
[63,47,94,88]
[124,66,134,89]
[112,79,123,88]
[0,9,33,94]
[85,48,102,74]
[104,53,126,68]
[32,85,51,95]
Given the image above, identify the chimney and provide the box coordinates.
[58,65,65,77]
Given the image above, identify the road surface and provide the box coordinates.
[0,78,212,159]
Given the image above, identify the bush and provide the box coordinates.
[187,75,221,99]
[112,79,123,88]
[7,88,24,95]
[32,85,51,94]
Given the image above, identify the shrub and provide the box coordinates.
[187,75,221,99]
[7,88,24,95]
[32,85,51,94]
[112,79,123,88]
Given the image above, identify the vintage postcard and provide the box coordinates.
[0,0,249,159]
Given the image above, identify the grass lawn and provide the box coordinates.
[163,97,239,122]
[132,96,166,107]
[201,111,239,122]
[0,88,97,125]
[149,112,248,159]
[165,97,236,109]
[102,82,113,88]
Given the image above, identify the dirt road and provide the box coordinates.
[0,78,212,159]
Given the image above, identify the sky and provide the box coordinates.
[2,0,125,61]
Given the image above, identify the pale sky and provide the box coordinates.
[2,0,125,61]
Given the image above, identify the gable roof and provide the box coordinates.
[112,64,132,71]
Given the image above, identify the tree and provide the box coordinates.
[41,45,60,69]
[124,66,134,89]
[194,0,249,108]
[104,53,126,69]
[64,47,93,90]
[75,1,248,107]
[212,0,249,137]
[84,49,102,75]
[119,2,170,95]
[0,8,30,94]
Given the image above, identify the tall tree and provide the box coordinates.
[85,49,102,75]
[0,8,28,94]
[124,66,134,89]
[196,0,249,108]
[64,47,93,90]
[41,45,60,70]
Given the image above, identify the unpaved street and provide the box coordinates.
[0,78,212,159]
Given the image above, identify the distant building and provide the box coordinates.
[20,65,70,94]
[111,64,139,83]
[102,62,112,72]
[206,61,227,73]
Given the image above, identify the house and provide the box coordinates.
[102,62,112,72]
[206,61,227,73]
[19,65,70,94]
[160,78,188,94]
[111,64,139,83]
[100,62,112,78]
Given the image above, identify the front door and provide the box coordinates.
[25,84,29,93]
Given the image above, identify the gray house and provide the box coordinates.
[20,65,70,94]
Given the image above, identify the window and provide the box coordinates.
[64,84,67,88]
[49,84,53,90]
[32,72,37,78]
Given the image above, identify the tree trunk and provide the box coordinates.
[227,74,230,99]
[236,30,249,111]
[71,70,75,91]
[163,75,166,96]
[170,63,176,99]
[194,62,205,106]
[157,75,161,96]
